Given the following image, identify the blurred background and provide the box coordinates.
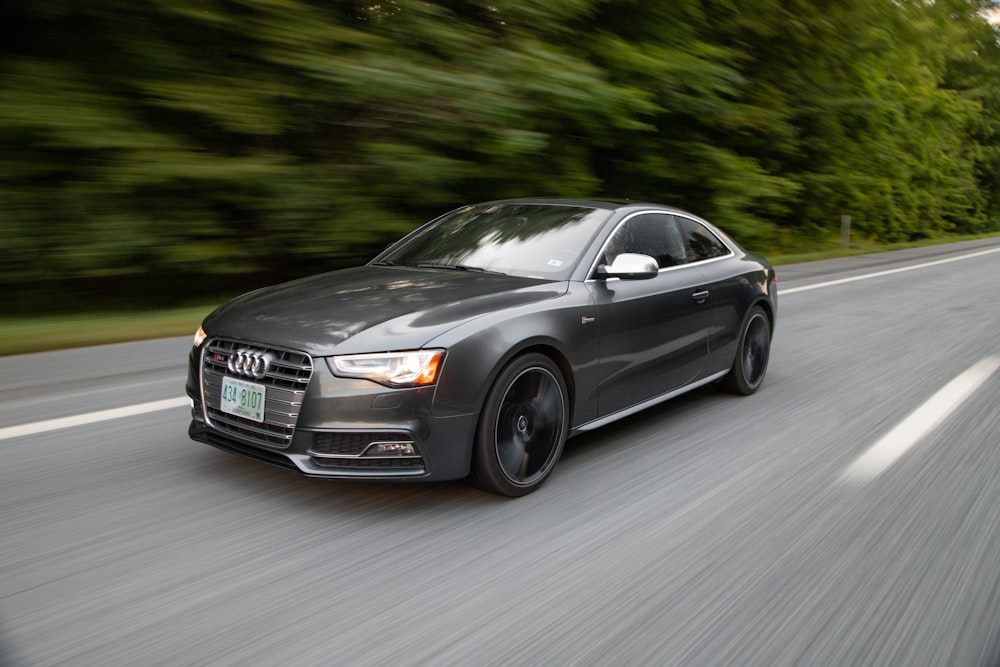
[4,6,1000,664]
[1,0,999,314]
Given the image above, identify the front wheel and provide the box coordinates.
[719,305,771,395]
[470,353,569,497]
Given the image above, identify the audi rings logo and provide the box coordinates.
[228,351,271,379]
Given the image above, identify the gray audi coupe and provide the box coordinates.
[186,198,777,495]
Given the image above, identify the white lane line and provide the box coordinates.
[841,356,1000,482]
[781,246,1000,295]
[0,397,191,441]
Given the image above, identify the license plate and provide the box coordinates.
[221,376,266,423]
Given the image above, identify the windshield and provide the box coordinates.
[376,203,610,280]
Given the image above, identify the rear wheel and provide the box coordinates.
[470,353,569,496]
[719,305,771,395]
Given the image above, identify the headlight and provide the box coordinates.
[330,349,444,387]
[193,325,207,348]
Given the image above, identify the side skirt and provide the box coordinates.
[572,369,729,434]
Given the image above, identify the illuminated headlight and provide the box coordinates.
[330,349,444,387]
[193,325,207,348]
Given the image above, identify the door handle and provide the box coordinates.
[691,290,710,303]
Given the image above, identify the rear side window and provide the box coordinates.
[674,215,730,262]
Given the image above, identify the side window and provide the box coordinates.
[602,213,687,269]
[674,215,730,262]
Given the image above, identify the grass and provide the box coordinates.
[0,305,217,356]
[2,232,998,357]
[766,231,1000,265]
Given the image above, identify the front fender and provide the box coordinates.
[426,283,600,428]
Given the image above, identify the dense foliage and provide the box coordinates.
[2,0,998,310]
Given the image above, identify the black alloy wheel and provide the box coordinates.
[719,305,771,395]
[470,353,569,496]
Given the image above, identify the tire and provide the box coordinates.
[718,305,771,395]
[470,353,569,497]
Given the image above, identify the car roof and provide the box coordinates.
[479,197,690,215]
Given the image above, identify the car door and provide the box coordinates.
[671,213,744,376]
[587,212,712,417]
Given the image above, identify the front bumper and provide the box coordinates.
[186,339,478,482]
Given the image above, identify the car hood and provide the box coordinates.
[202,266,567,356]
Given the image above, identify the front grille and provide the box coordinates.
[311,431,412,456]
[200,338,313,448]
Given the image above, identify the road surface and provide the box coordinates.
[3,238,1000,666]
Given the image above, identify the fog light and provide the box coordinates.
[367,442,416,456]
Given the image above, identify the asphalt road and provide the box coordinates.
[3,238,1000,666]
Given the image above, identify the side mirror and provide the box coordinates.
[598,253,659,280]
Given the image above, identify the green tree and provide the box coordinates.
[1,0,997,311]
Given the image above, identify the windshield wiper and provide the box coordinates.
[369,260,398,267]
[415,263,505,275]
